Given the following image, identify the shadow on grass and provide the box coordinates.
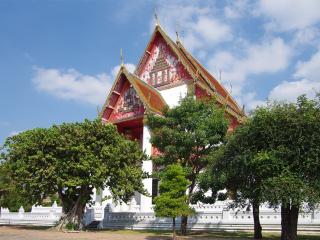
[85,229,320,240]
[0,225,51,231]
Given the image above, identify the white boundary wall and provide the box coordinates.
[0,202,63,226]
[98,200,320,232]
[1,200,320,232]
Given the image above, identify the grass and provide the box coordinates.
[86,229,320,239]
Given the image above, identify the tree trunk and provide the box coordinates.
[55,187,88,231]
[180,182,195,236]
[281,201,299,240]
[253,201,262,239]
[180,215,188,236]
[173,217,176,240]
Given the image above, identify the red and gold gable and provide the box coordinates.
[108,81,145,122]
[138,37,192,87]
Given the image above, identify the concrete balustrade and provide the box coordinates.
[1,200,320,233]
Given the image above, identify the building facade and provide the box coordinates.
[93,20,246,215]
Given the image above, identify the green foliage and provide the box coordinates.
[206,95,320,239]
[248,95,320,208]
[153,164,195,219]
[206,95,320,207]
[65,221,77,230]
[0,118,148,227]
[145,95,229,203]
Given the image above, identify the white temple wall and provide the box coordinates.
[140,125,153,212]
[160,84,188,108]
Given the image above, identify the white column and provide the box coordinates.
[140,125,153,212]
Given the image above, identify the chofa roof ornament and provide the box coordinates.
[176,22,180,44]
[120,46,124,69]
[155,5,159,27]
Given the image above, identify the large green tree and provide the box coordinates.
[204,95,320,240]
[199,118,265,239]
[0,118,148,230]
[145,95,230,235]
[153,164,195,240]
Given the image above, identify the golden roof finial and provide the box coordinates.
[97,106,100,117]
[230,84,232,94]
[242,103,245,113]
[155,5,159,26]
[176,22,180,43]
[219,70,221,83]
[120,46,124,69]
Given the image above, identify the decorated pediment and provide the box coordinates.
[133,25,247,122]
[99,67,167,123]
[108,81,145,122]
[137,33,192,88]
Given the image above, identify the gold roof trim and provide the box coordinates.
[109,114,145,124]
[99,67,168,119]
[176,41,245,117]
[132,23,246,120]
[99,67,126,118]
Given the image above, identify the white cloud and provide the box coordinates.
[253,0,320,32]
[243,91,266,110]
[224,0,249,19]
[23,53,33,60]
[293,51,320,81]
[0,122,10,125]
[111,63,136,79]
[151,5,233,52]
[268,79,320,102]
[208,38,292,96]
[32,63,136,105]
[192,16,232,44]
[9,131,22,137]
[197,50,207,60]
[292,27,320,45]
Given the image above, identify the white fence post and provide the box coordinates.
[18,206,24,219]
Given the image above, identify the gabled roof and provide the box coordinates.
[134,25,246,121]
[99,66,167,121]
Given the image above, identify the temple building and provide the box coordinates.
[94,16,246,214]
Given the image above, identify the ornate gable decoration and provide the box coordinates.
[99,67,167,123]
[109,82,145,122]
[139,37,192,87]
[149,43,170,86]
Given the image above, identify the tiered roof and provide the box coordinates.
[134,24,246,122]
[99,66,167,122]
[100,21,246,123]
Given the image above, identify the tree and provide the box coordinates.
[153,164,195,240]
[200,120,265,239]
[145,95,230,235]
[0,118,148,230]
[205,95,320,240]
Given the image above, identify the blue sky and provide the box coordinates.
[1,0,320,148]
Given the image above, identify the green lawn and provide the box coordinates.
[86,229,320,239]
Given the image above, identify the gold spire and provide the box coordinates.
[219,70,221,83]
[230,84,232,94]
[155,5,159,26]
[176,22,180,43]
[242,103,245,113]
[120,46,124,69]
[97,106,100,117]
